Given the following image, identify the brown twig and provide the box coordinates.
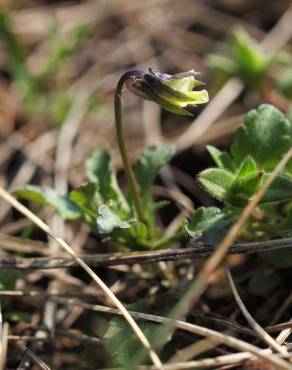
[0,237,291,269]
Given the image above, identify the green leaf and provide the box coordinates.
[206,145,233,171]
[198,168,235,202]
[15,185,82,220]
[70,183,99,217]
[207,54,236,75]
[230,174,262,206]
[134,144,175,205]
[235,156,257,179]
[85,149,126,206]
[233,104,292,170]
[105,301,172,367]
[185,207,224,238]
[0,269,21,308]
[208,30,275,90]
[231,31,268,88]
[261,174,292,203]
[96,204,133,234]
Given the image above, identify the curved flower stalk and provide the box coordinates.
[115,66,209,224]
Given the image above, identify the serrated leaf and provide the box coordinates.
[198,168,235,202]
[185,207,224,238]
[134,144,175,206]
[206,145,233,171]
[15,185,82,220]
[233,104,292,170]
[85,149,126,206]
[96,204,133,234]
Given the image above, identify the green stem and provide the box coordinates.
[114,73,145,223]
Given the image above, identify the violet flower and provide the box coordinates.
[125,66,209,116]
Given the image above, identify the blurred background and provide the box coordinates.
[1,0,292,369]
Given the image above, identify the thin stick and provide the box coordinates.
[16,342,53,370]
[276,318,292,346]
[1,237,292,269]
[226,266,286,355]
[0,187,162,369]
[0,322,9,370]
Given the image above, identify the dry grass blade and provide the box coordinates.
[53,298,292,370]
[16,342,52,370]
[275,318,292,346]
[168,337,222,364]
[0,320,9,370]
[0,187,162,369]
[226,266,286,355]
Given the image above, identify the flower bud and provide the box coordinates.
[125,67,209,116]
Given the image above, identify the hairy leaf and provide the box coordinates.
[198,168,235,202]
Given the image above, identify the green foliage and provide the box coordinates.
[198,104,292,241]
[199,104,292,207]
[96,205,133,234]
[14,185,82,220]
[208,30,284,90]
[105,314,157,367]
[85,148,126,205]
[16,145,178,250]
[134,144,175,207]
[185,207,234,244]
[0,269,20,308]
[15,102,292,252]
[198,169,235,202]
[232,105,292,170]
[105,300,173,367]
